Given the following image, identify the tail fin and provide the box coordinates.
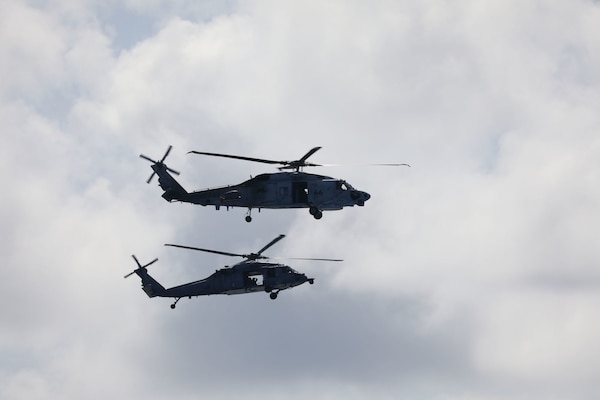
[139,146,189,202]
[152,163,189,202]
[125,255,166,298]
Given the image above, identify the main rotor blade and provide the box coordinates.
[161,145,172,163]
[165,243,244,258]
[268,257,344,262]
[319,163,411,167]
[298,147,322,163]
[189,148,324,171]
[256,234,286,256]
[188,151,284,165]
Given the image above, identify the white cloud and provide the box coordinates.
[0,2,68,100]
[2,0,600,399]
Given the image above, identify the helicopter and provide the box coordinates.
[124,234,342,309]
[140,145,409,222]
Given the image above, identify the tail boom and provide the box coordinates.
[152,164,189,202]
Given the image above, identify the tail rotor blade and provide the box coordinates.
[161,145,173,163]
[146,172,156,184]
[124,271,136,279]
[139,154,158,163]
[125,255,158,279]
[166,167,180,176]
[141,146,178,183]
[132,254,142,268]
[143,258,159,268]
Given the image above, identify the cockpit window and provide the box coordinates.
[336,181,348,191]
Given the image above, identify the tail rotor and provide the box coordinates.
[140,145,181,184]
[124,255,158,279]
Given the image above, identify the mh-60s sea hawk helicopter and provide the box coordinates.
[140,146,409,222]
[125,234,342,309]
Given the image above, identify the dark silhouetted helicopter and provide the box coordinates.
[125,234,342,308]
[140,146,408,222]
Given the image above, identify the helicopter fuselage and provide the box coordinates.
[134,260,312,307]
[166,262,308,295]
[140,145,406,221]
[157,168,371,217]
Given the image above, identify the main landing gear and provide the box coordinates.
[170,297,181,309]
[269,290,281,300]
[309,207,322,220]
[245,208,253,222]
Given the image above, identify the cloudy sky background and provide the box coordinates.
[2,0,600,399]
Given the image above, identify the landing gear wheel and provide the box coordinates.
[313,210,323,220]
[269,292,278,300]
[309,206,318,216]
[171,298,181,309]
[245,215,252,223]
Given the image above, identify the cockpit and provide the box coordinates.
[335,180,354,191]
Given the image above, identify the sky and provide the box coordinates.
[2,0,600,399]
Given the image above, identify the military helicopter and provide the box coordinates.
[124,234,342,308]
[140,145,409,222]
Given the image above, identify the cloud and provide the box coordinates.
[2,1,600,399]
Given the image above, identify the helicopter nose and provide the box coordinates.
[301,274,314,285]
[357,191,370,206]
[295,273,309,285]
